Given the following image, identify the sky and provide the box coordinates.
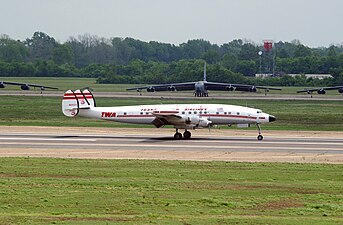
[1,0,342,47]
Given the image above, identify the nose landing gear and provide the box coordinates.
[256,124,263,140]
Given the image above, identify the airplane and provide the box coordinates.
[127,63,282,97]
[297,86,343,97]
[62,89,277,140]
[0,81,58,91]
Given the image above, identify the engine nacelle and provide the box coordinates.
[226,86,235,91]
[147,87,155,92]
[183,115,200,125]
[248,86,257,92]
[182,115,212,127]
[0,83,5,88]
[198,118,212,127]
[167,86,176,91]
[338,88,343,94]
[21,84,30,90]
[317,89,326,94]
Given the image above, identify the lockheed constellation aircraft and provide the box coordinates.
[127,63,282,97]
[62,89,276,140]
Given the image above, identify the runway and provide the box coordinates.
[1,127,343,163]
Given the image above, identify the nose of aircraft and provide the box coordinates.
[269,115,276,122]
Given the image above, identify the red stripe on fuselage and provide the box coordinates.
[116,115,155,118]
[204,114,257,119]
[114,114,257,120]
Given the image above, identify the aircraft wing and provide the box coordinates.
[151,112,183,127]
[204,82,282,91]
[0,81,58,90]
[126,82,196,92]
[297,86,343,93]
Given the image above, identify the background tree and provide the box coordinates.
[1,32,343,86]
[0,35,28,62]
[24,32,58,61]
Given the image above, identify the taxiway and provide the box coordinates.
[0,90,342,101]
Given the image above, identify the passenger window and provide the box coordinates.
[140,112,143,115]
[189,111,192,114]
[182,111,185,114]
[216,112,219,115]
[124,112,127,115]
[204,111,207,114]
[224,112,227,115]
[194,111,197,114]
[237,112,240,115]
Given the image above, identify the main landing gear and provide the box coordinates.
[256,123,263,141]
[174,126,264,141]
[194,92,209,97]
[174,129,192,140]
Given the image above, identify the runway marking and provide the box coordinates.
[1,136,343,146]
[0,137,97,142]
[1,141,343,151]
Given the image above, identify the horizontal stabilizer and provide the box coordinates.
[62,90,79,117]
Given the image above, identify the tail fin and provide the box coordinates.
[62,89,96,117]
[82,89,96,107]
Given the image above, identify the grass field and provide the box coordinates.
[1,77,343,225]
[0,95,342,131]
[1,76,342,95]
[0,158,342,224]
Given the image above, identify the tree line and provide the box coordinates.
[1,31,343,86]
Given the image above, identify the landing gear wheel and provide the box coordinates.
[256,124,264,141]
[183,131,191,139]
[174,132,182,139]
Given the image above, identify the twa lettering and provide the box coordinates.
[101,112,116,118]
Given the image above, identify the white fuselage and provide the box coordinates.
[78,104,271,128]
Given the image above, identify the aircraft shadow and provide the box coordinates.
[54,135,255,143]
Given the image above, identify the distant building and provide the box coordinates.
[255,73,333,80]
[288,74,333,80]
[255,73,274,78]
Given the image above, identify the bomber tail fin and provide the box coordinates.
[62,89,96,117]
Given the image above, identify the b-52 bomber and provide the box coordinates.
[127,63,282,97]
[297,85,343,97]
[0,81,58,91]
